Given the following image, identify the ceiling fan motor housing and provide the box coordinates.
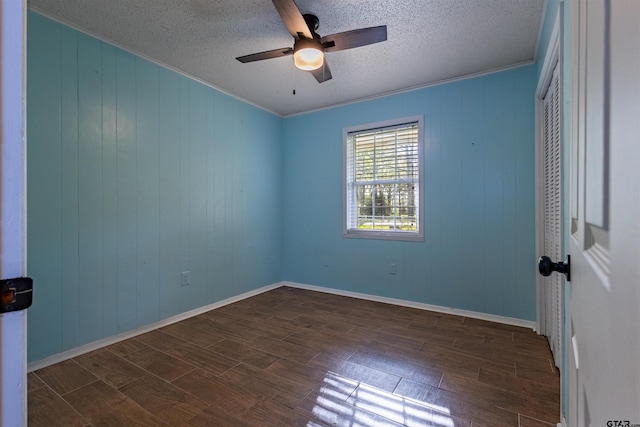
[236,0,387,83]
[302,14,320,35]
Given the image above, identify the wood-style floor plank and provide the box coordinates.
[345,383,473,427]
[439,372,560,424]
[28,386,87,427]
[172,369,262,413]
[207,338,281,369]
[123,346,196,381]
[27,372,46,392]
[394,377,519,426]
[348,349,444,387]
[62,380,168,426]
[237,398,332,427]
[74,348,147,389]
[296,391,407,427]
[33,359,98,395]
[308,352,402,393]
[28,286,560,426]
[118,374,209,425]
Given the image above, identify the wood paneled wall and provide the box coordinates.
[282,66,537,321]
[27,12,283,362]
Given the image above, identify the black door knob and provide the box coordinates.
[538,255,571,281]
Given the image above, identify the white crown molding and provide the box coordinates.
[536,8,561,98]
[27,6,281,118]
[284,60,535,118]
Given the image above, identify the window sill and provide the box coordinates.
[343,229,424,242]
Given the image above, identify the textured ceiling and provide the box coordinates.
[28,0,545,117]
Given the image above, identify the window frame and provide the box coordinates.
[342,115,424,242]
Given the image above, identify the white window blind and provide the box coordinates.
[343,116,424,241]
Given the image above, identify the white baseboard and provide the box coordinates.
[27,282,284,372]
[28,280,536,372]
[283,281,536,330]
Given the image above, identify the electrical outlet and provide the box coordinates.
[180,271,191,286]
[389,263,397,275]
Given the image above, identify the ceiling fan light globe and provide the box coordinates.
[294,48,324,70]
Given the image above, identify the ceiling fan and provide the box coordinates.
[236,0,387,83]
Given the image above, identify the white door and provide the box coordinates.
[567,0,640,424]
[0,0,28,425]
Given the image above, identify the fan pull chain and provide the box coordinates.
[292,61,296,95]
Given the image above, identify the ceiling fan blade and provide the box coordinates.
[272,0,313,39]
[310,60,332,83]
[236,47,293,63]
[322,26,387,52]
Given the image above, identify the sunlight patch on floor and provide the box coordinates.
[308,375,454,426]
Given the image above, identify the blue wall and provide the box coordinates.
[282,66,537,320]
[26,12,283,362]
[27,11,539,363]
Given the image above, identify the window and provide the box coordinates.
[343,116,424,241]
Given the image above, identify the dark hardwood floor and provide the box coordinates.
[28,286,560,426]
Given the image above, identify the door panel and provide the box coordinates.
[583,0,608,229]
[568,0,640,424]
